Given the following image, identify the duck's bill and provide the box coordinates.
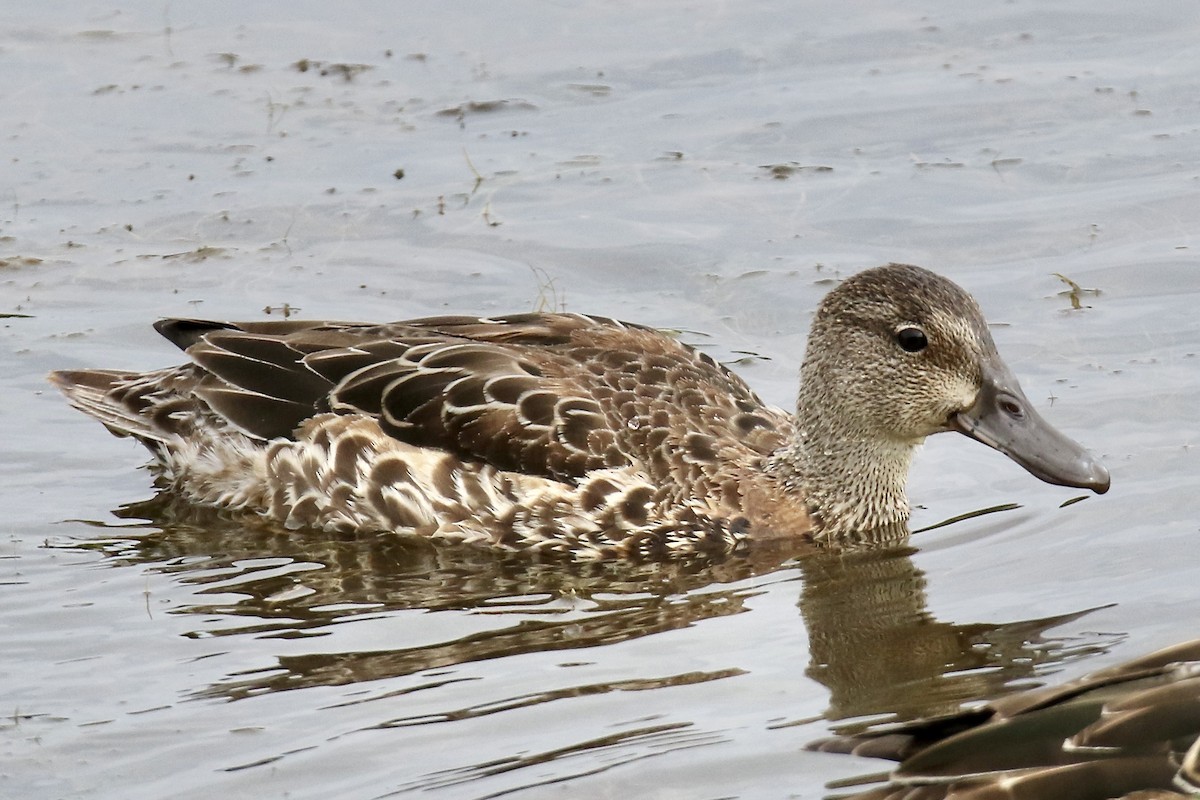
[949,358,1110,494]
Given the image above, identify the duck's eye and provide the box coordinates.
[896,326,928,353]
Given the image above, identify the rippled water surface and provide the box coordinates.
[4,2,1200,798]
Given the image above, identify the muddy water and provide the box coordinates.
[4,2,1199,798]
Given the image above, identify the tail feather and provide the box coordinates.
[49,369,172,445]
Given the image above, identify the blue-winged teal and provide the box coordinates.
[51,264,1108,557]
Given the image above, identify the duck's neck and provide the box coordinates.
[767,395,915,544]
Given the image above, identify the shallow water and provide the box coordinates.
[3,2,1200,798]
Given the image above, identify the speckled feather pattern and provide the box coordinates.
[53,312,801,557]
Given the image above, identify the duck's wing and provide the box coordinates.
[163,313,787,484]
[153,317,384,442]
[808,638,1200,800]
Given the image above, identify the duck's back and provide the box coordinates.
[165,313,787,480]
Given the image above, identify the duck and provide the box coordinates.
[808,637,1200,799]
[50,264,1109,558]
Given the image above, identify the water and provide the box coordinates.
[4,2,1200,798]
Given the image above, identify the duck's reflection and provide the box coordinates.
[71,495,1113,719]
[798,547,1111,727]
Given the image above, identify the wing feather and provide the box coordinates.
[146,312,787,487]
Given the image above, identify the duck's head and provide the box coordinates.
[799,263,1109,496]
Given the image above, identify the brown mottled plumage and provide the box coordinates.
[809,638,1200,800]
[50,264,1108,557]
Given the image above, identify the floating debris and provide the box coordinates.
[0,256,44,269]
[435,99,537,122]
[263,303,299,318]
[151,246,232,263]
[1054,272,1101,310]
[912,158,965,169]
[759,163,834,179]
[567,83,612,96]
[990,156,1023,169]
[292,59,374,81]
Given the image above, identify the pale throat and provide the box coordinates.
[767,408,917,540]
